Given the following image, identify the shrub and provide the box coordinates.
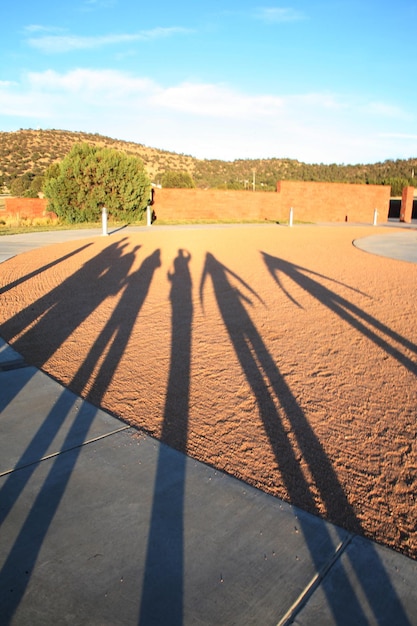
[43,143,150,223]
[161,170,195,188]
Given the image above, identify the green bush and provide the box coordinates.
[161,170,195,188]
[43,143,150,223]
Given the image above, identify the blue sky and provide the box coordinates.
[1,0,416,164]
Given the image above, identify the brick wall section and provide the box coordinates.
[154,182,391,223]
[400,186,414,223]
[275,181,391,223]
[2,197,56,219]
[153,188,279,221]
[1,182,392,224]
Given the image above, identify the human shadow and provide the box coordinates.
[0,246,161,623]
[139,249,192,625]
[199,252,411,625]
[261,253,417,375]
[0,239,133,420]
[200,253,360,529]
[0,242,93,296]
[0,238,133,368]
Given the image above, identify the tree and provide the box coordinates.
[43,143,150,222]
[28,175,45,197]
[10,176,28,197]
[382,177,411,197]
[10,173,46,198]
[161,170,195,188]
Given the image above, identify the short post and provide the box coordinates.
[146,204,152,227]
[289,206,294,227]
[102,206,108,236]
[373,208,378,226]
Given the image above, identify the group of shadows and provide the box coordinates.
[0,237,415,625]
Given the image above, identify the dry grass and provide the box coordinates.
[0,214,61,234]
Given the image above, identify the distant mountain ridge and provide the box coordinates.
[0,128,416,192]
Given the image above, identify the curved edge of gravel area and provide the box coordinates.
[353,230,417,264]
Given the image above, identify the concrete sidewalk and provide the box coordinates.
[1,225,416,625]
[353,227,417,263]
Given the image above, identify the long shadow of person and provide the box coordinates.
[0,247,161,624]
[139,249,192,626]
[199,252,411,625]
[0,242,93,296]
[260,251,413,624]
[261,252,417,374]
[0,241,107,417]
[0,239,138,518]
[0,238,133,369]
[0,239,138,489]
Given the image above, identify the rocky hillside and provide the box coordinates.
[0,128,416,192]
[0,129,196,186]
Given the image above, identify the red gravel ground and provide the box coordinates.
[0,225,416,559]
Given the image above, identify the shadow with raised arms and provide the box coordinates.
[261,250,413,625]
[199,251,411,625]
[262,252,417,375]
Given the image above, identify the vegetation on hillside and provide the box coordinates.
[1,129,416,196]
[0,129,195,192]
[161,170,196,188]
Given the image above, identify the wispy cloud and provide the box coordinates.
[151,82,284,118]
[255,7,307,23]
[0,68,413,164]
[0,80,16,88]
[24,24,65,34]
[27,68,155,98]
[26,26,193,53]
[81,0,117,10]
[365,101,411,119]
[379,133,417,140]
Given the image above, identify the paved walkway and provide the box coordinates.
[1,225,416,625]
[353,225,417,263]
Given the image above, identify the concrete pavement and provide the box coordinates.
[1,224,416,625]
[353,225,417,263]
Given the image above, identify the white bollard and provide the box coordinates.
[373,208,378,226]
[102,206,108,236]
[289,206,294,227]
[146,205,152,227]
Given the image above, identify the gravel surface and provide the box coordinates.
[1,224,416,559]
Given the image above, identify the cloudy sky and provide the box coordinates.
[1,0,416,164]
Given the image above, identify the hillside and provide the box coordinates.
[0,129,416,192]
[0,129,196,186]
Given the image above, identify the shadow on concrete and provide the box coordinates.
[261,251,413,623]
[0,240,414,623]
[0,242,161,623]
[199,251,411,625]
[139,248,192,625]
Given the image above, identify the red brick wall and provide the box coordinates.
[275,181,391,223]
[152,189,279,221]
[154,182,391,223]
[1,182,392,224]
[2,197,56,219]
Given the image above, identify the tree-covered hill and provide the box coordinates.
[1,128,416,195]
[0,129,195,188]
